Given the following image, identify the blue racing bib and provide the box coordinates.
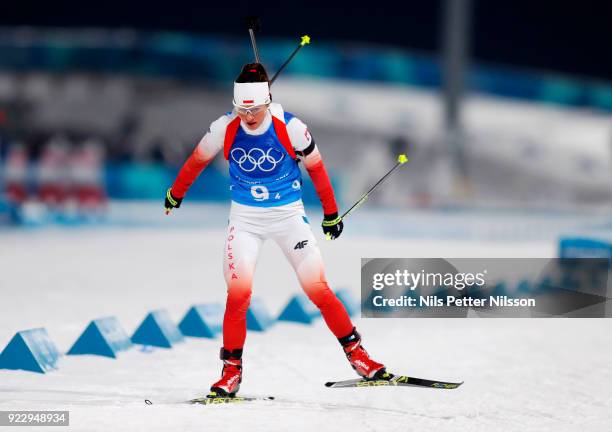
[228,122,302,206]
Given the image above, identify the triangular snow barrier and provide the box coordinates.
[361,288,389,315]
[131,310,184,348]
[537,276,555,294]
[67,317,133,358]
[335,289,360,317]
[516,279,533,295]
[179,303,223,338]
[246,297,275,331]
[0,328,60,373]
[491,281,508,297]
[277,294,320,324]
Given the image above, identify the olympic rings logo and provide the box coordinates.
[230,147,285,173]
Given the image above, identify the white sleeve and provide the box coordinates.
[286,117,313,152]
[193,114,232,160]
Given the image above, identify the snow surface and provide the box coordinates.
[1,204,611,432]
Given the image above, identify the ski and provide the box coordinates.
[325,374,463,389]
[144,395,275,405]
[188,395,275,405]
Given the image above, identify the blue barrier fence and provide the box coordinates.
[0,289,360,373]
[179,304,224,338]
[278,294,321,324]
[0,328,61,373]
[131,310,185,348]
[67,317,133,358]
[5,279,591,373]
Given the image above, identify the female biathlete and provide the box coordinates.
[164,63,387,397]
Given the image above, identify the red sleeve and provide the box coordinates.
[171,148,212,198]
[305,156,338,215]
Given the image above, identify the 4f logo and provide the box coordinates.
[294,240,308,250]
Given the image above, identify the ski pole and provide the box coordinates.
[323,154,408,240]
[340,154,409,221]
[246,16,262,63]
[270,35,311,85]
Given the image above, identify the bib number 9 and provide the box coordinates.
[251,185,269,201]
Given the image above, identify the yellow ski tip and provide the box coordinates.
[397,154,408,164]
[301,35,311,46]
[325,232,332,241]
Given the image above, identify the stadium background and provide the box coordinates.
[1,1,612,221]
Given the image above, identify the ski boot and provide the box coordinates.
[339,328,390,380]
[209,348,243,397]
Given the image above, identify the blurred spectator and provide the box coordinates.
[37,134,71,207]
[69,137,107,213]
[4,142,30,203]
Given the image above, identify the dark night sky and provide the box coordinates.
[2,1,611,80]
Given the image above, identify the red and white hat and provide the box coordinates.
[233,82,271,107]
